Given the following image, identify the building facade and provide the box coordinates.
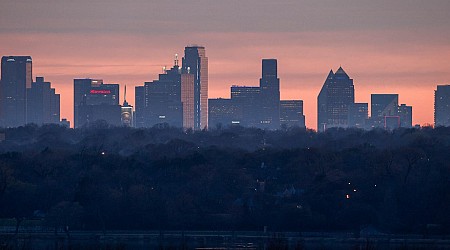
[317,67,355,132]
[348,103,368,129]
[0,56,32,127]
[182,46,208,130]
[259,59,280,129]
[435,85,450,127]
[27,76,60,125]
[73,78,120,127]
[280,100,305,128]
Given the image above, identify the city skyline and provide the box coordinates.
[1,1,450,128]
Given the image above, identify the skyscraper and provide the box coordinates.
[348,103,368,129]
[398,104,412,128]
[181,73,195,129]
[231,85,261,127]
[317,67,355,132]
[0,56,32,127]
[73,78,120,127]
[208,98,239,128]
[182,45,208,130]
[27,76,60,125]
[280,100,305,128]
[259,59,280,129]
[435,85,450,127]
[370,94,399,128]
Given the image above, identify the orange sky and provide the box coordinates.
[1,1,450,129]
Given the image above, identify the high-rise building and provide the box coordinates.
[370,94,399,128]
[27,76,60,125]
[231,85,261,127]
[134,86,145,128]
[317,67,355,132]
[182,45,208,130]
[208,98,239,128]
[435,85,450,127]
[139,64,183,128]
[280,100,305,128]
[348,103,368,129]
[181,73,195,129]
[398,104,412,128]
[0,56,32,127]
[121,85,133,127]
[73,78,120,127]
[259,59,280,129]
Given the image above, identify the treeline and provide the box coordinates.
[1,123,450,234]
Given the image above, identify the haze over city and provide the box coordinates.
[1,0,450,128]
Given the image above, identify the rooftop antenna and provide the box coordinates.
[162,66,166,73]
[174,53,179,67]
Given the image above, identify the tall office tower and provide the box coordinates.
[121,85,133,127]
[0,56,32,127]
[398,104,412,128]
[370,94,399,128]
[27,76,60,125]
[279,100,305,128]
[348,103,368,129]
[208,98,239,129]
[231,85,261,127]
[435,85,450,127]
[134,86,145,128]
[181,73,195,129]
[141,64,183,127]
[259,59,280,129]
[182,45,208,130]
[73,78,120,127]
[317,67,355,132]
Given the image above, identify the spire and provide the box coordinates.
[124,85,127,102]
[123,85,129,106]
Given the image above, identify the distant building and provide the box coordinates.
[435,85,450,127]
[73,78,120,127]
[259,59,280,129]
[280,100,305,128]
[0,56,32,127]
[348,103,368,129]
[141,65,182,127]
[370,94,413,129]
[371,94,398,129]
[121,85,133,127]
[134,86,145,128]
[398,104,412,128]
[317,67,355,132]
[27,76,60,125]
[231,85,261,127]
[208,98,239,128]
[182,46,208,130]
[181,72,195,129]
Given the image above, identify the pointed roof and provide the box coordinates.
[335,66,347,76]
[327,69,334,79]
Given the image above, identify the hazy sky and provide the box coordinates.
[1,0,450,129]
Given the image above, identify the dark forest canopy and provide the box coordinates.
[1,123,450,234]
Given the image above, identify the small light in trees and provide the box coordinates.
[101,152,105,155]
[374,184,377,187]
[348,182,351,185]
[346,194,350,199]
[353,189,357,192]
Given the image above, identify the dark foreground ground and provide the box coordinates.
[2,231,450,250]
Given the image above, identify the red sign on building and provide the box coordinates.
[90,89,111,94]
